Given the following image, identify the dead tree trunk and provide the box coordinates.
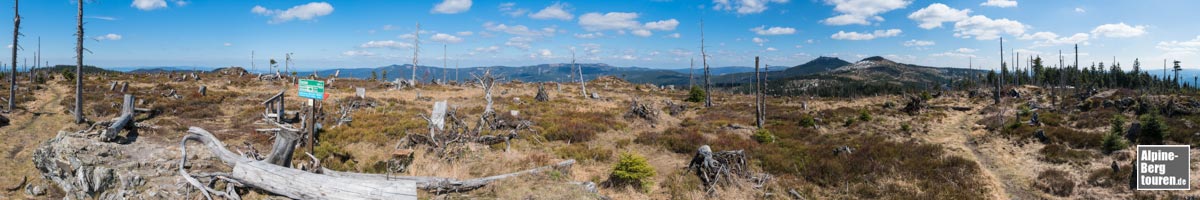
[534,83,549,102]
[754,56,761,128]
[701,19,712,107]
[102,94,134,142]
[179,127,576,199]
[9,0,18,112]
[198,85,207,96]
[74,0,84,124]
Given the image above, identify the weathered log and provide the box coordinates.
[102,94,135,142]
[262,130,300,167]
[181,127,577,199]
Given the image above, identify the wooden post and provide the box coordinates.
[308,99,316,156]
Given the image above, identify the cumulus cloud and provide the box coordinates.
[223,42,233,46]
[713,0,790,14]
[952,15,1025,40]
[821,0,912,26]
[432,0,472,14]
[830,29,902,40]
[342,50,376,57]
[908,3,970,29]
[574,32,605,39]
[903,39,935,47]
[484,22,555,37]
[498,2,528,17]
[1075,8,1086,13]
[766,47,778,51]
[667,33,681,38]
[752,37,769,46]
[93,33,122,41]
[750,26,796,35]
[456,31,473,36]
[473,45,501,54]
[86,16,118,21]
[1156,35,1200,55]
[505,37,534,49]
[431,33,464,43]
[1090,23,1147,38]
[578,12,677,37]
[530,2,573,20]
[251,2,335,24]
[632,29,653,37]
[1020,31,1089,47]
[932,48,977,57]
[643,19,680,31]
[359,40,413,49]
[132,0,167,11]
[578,12,642,31]
[980,0,1017,8]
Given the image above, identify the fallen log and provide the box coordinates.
[180,127,577,199]
[102,94,136,142]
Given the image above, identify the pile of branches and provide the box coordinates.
[401,106,527,159]
[624,97,659,124]
[902,95,927,115]
[330,97,380,128]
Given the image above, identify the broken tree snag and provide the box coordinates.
[688,145,766,195]
[198,85,207,96]
[624,97,659,124]
[262,130,300,167]
[535,83,549,102]
[102,94,135,142]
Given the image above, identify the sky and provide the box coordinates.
[0,0,1197,71]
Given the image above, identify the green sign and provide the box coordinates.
[298,79,325,100]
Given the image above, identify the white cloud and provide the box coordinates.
[1020,32,1089,47]
[251,2,335,24]
[529,2,573,20]
[908,3,970,29]
[431,33,464,43]
[822,0,912,26]
[473,45,501,54]
[1074,7,1085,13]
[173,0,189,7]
[766,47,778,51]
[752,37,769,46]
[498,2,528,17]
[505,37,534,49]
[432,0,472,14]
[952,15,1025,40]
[932,48,977,57]
[456,31,473,36]
[750,26,796,35]
[359,40,413,49]
[1090,23,1147,38]
[903,39,935,47]
[713,0,790,14]
[632,29,653,37]
[1014,49,1041,55]
[132,0,167,11]
[342,50,376,57]
[223,42,232,47]
[539,49,553,57]
[830,29,902,40]
[980,0,1017,8]
[578,12,642,31]
[484,22,554,37]
[956,48,977,53]
[574,32,605,39]
[382,25,396,31]
[643,19,680,31]
[1156,35,1200,55]
[667,33,681,38]
[93,33,122,41]
[86,16,118,21]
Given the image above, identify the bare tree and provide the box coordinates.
[412,22,420,87]
[701,19,712,107]
[575,50,586,98]
[754,56,761,128]
[10,0,19,112]
[74,0,84,123]
[689,57,694,88]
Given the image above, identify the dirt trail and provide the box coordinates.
[0,83,76,198]
[921,104,1035,200]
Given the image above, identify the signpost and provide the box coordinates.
[299,79,325,100]
[298,79,325,156]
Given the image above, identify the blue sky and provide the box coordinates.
[1,0,1197,71]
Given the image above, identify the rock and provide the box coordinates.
[834,146,854,155]
[590,92,601,99]
[25,184,45,196]
[1111,161,1120,173]
[1034,129,1049,143]
[1125,123,1141,142]
[1030,112,1040,126]
[0,114,8,127]
[1009,88,1021,98]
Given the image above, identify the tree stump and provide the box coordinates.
[534,84,549,102]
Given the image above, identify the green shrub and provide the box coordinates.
[609,152,656,192]
[685,85,705,103]
[1110,115,1125,134]
[1101,133,1128,154]
[799,114,816,128]
[843,118,856,127]
[1139,114,1168,145]
[753,129,776,144]
[858,110,872,122]
[920,91,932,101]
[900,123,911,132]
[61,69,75,82]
